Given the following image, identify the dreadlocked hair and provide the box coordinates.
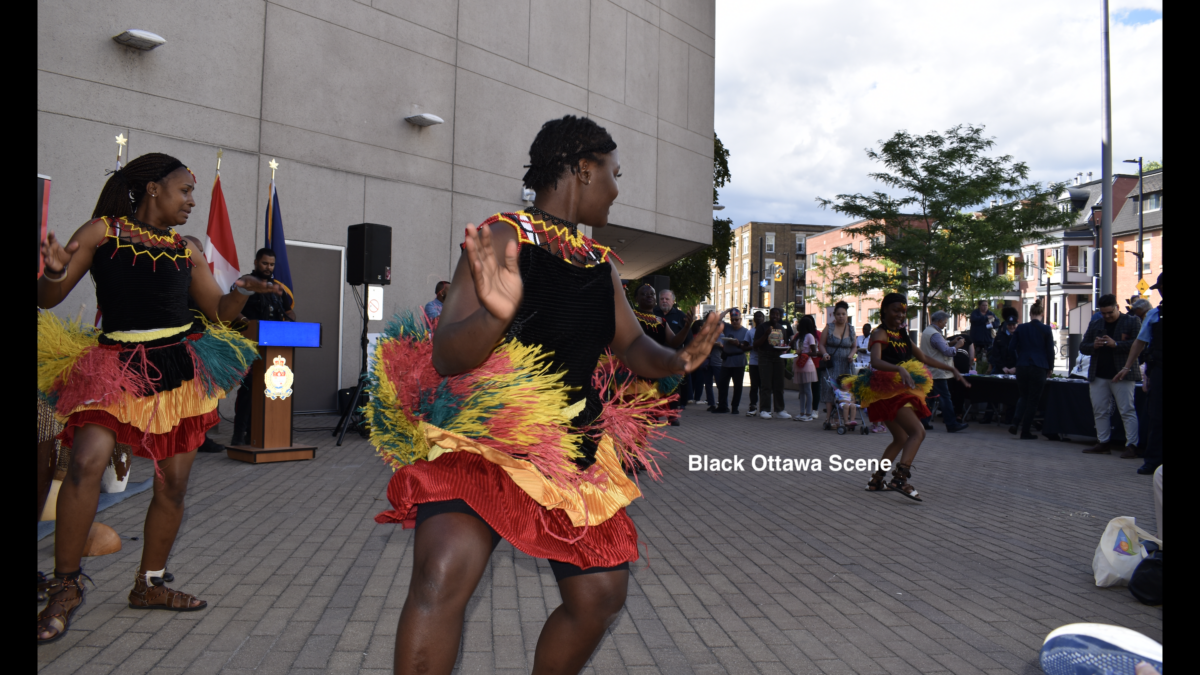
[522,115,617,192]
[92,153,186,219]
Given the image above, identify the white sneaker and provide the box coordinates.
[775,410,792,420]
[760,411,773,419]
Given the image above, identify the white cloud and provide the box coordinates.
[714,0,1162,228]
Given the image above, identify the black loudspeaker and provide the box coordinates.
[347,223,392,286]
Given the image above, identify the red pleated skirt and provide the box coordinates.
[375,452,640,570]
[59,409,220,460]
[867,393,931,423]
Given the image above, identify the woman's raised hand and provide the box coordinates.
[669,312,723,374]
[463,223,522,324]
[235,275,283,295]
[41,232,78,275]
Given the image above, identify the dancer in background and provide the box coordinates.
[365,116,722,674]
[37,153,272,643]
[855,293,970,501]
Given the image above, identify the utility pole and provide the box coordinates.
[1123,156,1144,282]
[758,235,765,308]
[1099,0,1114,296]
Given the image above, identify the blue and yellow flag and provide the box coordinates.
[263,179,295,307]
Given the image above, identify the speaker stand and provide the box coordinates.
[333,284,370,445]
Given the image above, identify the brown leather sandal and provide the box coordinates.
[37,573,88,644]
[865,469,889,492]
[888,463,923,502]
[128,572,207,612]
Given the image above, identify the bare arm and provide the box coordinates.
[1113,339,1147,382]
[431,224,522,376]
[183,237,279,323]
[37,220,108,309]
[610,266,722,378]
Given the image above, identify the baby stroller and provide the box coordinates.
[822,375,871,435]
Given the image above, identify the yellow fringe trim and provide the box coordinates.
[422,425,641,527]
[63,380,223,434]
[103,323,193,344]
[37,312,100,395]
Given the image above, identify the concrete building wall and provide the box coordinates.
[38,0,716,392]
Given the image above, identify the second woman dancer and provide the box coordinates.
[365,115,722,674]
[852,293,970,501]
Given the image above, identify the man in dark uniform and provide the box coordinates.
[230,248,294,446]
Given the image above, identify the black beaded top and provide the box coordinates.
[89,217,195,334]
[505,244,615,439]
[875,327,913,365]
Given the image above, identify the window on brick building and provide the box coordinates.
[765,232,775,253]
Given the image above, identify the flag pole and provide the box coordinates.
[267,158,279,247]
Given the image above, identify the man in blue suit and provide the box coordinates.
[1009,303,1056,439]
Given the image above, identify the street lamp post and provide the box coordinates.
[1123,157,1144,282]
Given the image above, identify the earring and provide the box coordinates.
[128,190,137,209]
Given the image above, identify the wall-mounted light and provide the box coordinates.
[713,203,725,211]
[521,188,536,203]
[404,113,444,127]
[112,30,166,50]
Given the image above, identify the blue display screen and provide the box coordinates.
[258,321,321,348]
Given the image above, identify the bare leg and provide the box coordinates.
[532,570,628,675]
[52,424,116,573]
[889,406,927,466]
[140,450,198,575]
[880,420,908,465]
[395,513,495,674]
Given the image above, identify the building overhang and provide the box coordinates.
[594,222,709,279]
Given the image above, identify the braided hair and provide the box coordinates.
[92,152,186,219]
[522,115,617,192]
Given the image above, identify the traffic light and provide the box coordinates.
[1116,240,1125,267]
[773,261,785,282]
[1006,256,1015,280]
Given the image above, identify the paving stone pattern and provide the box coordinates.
[38,408,1161,674]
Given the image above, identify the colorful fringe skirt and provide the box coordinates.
[366,314,675,570]
[849,359,934,423]
[37,313,258,461]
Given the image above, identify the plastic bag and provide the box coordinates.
[1092,517,1162,587]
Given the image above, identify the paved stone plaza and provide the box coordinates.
[38,405,1161,674]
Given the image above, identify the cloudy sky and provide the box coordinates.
[713,0,1163,228]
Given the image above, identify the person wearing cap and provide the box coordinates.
[1115,273,1163,475]
[988,309,1020,375]
[1128,297,1151,321]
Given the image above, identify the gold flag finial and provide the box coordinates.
[269,158,279,181]
[115,133,127,168]
[216,148,223,174]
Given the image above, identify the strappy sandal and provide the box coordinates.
[888,463,923,502]
[37,572,89,644]
[128,572,207,612]
[865,469,889,492]
[37,571,50,603]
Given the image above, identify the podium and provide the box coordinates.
[227,320,321,464]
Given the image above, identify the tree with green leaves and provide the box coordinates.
[802,247,854,310]
[647,133,735,311]
[816,124,1077,328]
[1144,160,1161,171]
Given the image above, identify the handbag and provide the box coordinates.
[796,353,810,367]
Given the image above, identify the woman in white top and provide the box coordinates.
[791,316,820,420]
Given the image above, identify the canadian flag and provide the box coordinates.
[204,175,241,292]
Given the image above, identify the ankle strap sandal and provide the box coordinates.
[865,468,889,492]
[888,463,923,502]
[128,571,207,612]
[37,571,90,644]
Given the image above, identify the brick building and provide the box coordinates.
[1112,168,1163,306]
[706,222,834,314]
